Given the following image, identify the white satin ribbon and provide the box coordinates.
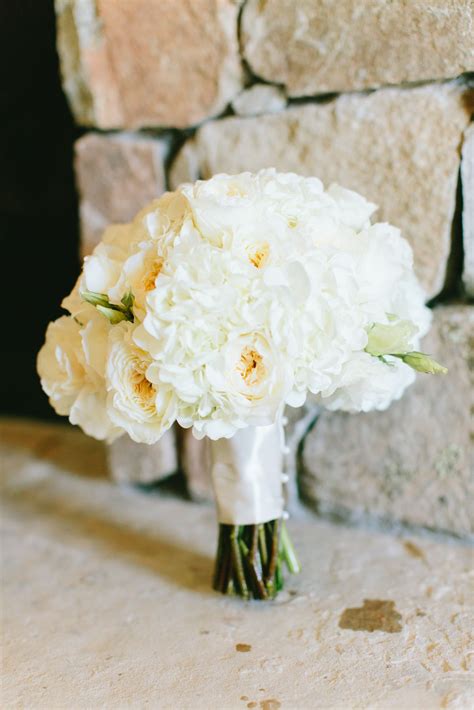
[210,423,284,525]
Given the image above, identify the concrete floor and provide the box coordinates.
[1,419,473,709]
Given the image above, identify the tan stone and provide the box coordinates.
[107,429,178,485]
[2,417,473,709]
[75,132,167,255]
[462,123,474,296]
[55,0,243,129]
[241,0,474,96]
[300,306,474,537]
[171,83,473,298]
[231,84,287,116]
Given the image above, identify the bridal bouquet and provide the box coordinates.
[38,169,446,600]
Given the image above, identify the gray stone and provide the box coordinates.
[107,428,178,485]
[170,82,473,298]
[241,0,474,96]
[180,429,213,502]
[283,403,319,514]
[462,123,474,297]
[300,306,474,537]
[75,132,167,255]
[55,0,243,129]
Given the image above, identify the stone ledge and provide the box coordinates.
[2,418,472,709]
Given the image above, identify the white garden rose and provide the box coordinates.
[81,224,132,299]
[37,316,85,416]
[106,322,177,444]
[37,315,121,442]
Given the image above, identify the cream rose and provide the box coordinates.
[106,322,178,444]
[37,316,121,441]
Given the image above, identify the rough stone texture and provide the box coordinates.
[55,0,243,129]
[169,139,202,191]
[75,132,167,256]
[241,0,474,97]
[462,123,474,297]
[231,84,287,116]
[108,429,178,485]
[283,404,319,514]
[300,306,474,538]
[2,418,473,709]
[170,82,473,298]
[180,429,213,502]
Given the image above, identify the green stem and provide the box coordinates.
[280,520,301,574]
[212,518,300,600]
[230,526,249,600]
[258,524,268,567]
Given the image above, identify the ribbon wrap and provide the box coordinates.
[210,423,284,525]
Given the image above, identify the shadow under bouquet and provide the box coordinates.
[37,169,446,600]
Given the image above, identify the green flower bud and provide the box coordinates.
[366,319,419,357]
[96,305,128,324]
[81,290,111,308]
[121,290,134,310]
[401,351,448,375]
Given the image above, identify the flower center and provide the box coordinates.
[131,369,155,406]
[143,258,164,292]
[226,185,247,198]
[248,243,270,269]
[238,346,266,387]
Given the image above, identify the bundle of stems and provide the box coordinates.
[212,519,300,600]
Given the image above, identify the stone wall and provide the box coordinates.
[55,0,474,536]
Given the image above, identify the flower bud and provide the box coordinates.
[401,351,448,375]
[81,290,110,308]
[96,305,128,324]
[121,290,134,310]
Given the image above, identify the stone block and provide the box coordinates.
[180,430,213,502]
[107,428,178,485]
[74,132,167,255]
[231,84,287,116]
[241,0,474,96]
[170,83,473,298]
[299,306,474,537]
[55,0,243,129]
[462,123,474,297]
